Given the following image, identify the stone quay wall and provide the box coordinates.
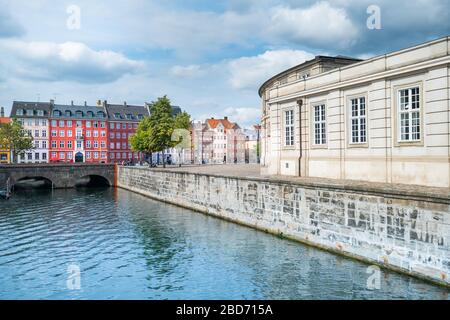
[118,166,450,287]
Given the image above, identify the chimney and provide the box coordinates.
[84,101,87,107]
[50,99,55,106]
[224,116,228,121]
[102,100,107,107]
[71,100,74,106]
[124,101,127,107]
[0,107,4,117]
[211,117,214,120]
[97,100,102,106]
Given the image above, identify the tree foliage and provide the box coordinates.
[0,118,34,163]
[148,96,175,158]
[130,96,191,167]
[172,111,191,149]
[130,117,154,154]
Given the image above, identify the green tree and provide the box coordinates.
[0,118,34,164]
[130,117,155,165]
[172,111,191,167]
[148,96,175,168]
[130,96,192,168]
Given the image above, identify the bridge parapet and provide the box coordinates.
[0,163,116,189]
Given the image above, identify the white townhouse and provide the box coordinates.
[259,36,450,188]
[11,101,51,163]
[192,117,246,164]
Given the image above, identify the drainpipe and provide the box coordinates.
[297,99,303,177]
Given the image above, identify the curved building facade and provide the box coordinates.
[259,36,450,188]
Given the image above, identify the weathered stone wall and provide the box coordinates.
[118,167,450,287]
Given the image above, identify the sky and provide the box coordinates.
[0,0,449,127]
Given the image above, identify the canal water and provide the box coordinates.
[0,188,448,300]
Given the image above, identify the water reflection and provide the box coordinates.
[0,188,448,300]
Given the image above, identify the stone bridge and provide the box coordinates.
[0,163,116,189]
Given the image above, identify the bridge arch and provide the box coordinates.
[1,164,116,190]
[74,174,111,188]
[13,176,54,189]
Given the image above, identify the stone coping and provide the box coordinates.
[122,165,450,205]
[0,163,115,168]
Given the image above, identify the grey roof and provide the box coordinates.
[145,104,182,117]
[105,104,149,121]
[171,106,182,116]
[10,100,183,121]
[10,101,52,118]
[106,103,182,121]
[51,104,107,120]
[258,55,362,97]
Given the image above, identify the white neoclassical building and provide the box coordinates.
[259,36,450,188]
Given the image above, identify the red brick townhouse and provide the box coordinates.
[49,102,109,163]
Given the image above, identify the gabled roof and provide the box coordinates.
[206,118,239,130]
[10,101,52,118]
[0,117,10,124]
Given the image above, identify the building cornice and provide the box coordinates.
[267,54,450,105]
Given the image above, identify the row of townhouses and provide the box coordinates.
[1,101,260,165]
[259,36,450,188]
[6,100,180,164]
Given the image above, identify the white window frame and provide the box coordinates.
[283,109,294,147]
[313,104,326,146]
[349,97,367,145]
[397,86,421,142]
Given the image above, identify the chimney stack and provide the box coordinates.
[71,100,74,106]
[0,107,4,117]
[124,101,127,107]
[102,100,107,107]
[224,116,228,120]
[97,100,102,106]
[84,101,87,107]
[50,99,55,106]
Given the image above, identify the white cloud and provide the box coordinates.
[228,49,315,90]
[170,65,208,78]
[0,40,145,83]
[223,107,261,127]
[268,2,358,48]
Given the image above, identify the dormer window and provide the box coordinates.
[65,110,72,117]
[27,109,34,116]
[137,114,143,120]
[114,113,121,119]
[87,111,94,117]
[16,109,24,116]
[53,110,61,117]
[126,114,132,120]
[37,110,44,117]
[97,111,105,118]
[76,110,84,118]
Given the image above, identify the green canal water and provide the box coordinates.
[0,188,449,299]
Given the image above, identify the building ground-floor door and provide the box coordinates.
[75,152,84,163]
